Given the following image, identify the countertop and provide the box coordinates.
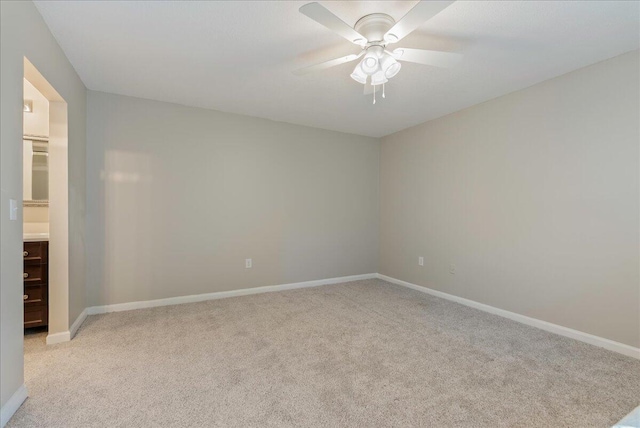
[24,232,49,242]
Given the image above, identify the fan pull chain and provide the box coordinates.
[382,82,386,99]
[373,86,376,105]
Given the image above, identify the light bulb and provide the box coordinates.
[350,63,367,85]
[380,54,401,79]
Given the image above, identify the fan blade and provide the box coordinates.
[293,52,363,76]
[393,48,461,68]
[384,1,455,44]
[363,84,380,95]
[299,2,367,46]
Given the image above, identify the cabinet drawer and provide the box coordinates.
[23,241,48,265]
[23,284,47,306]
[23,264,46,284]
[24,305,48,328]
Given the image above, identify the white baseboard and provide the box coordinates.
[377,274,640,360]
[70,308,88,339]
[614,405,640,428]
[46,331,70,345]
[46,308,89,345]
[0,384,27,428]
[87,273,377,315]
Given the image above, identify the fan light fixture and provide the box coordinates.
[350,64,368,84]
[361,52,379,75]
[380,55,401,79]
[296,2,462,105]
[351,46,399,102]
[370,70,388,86]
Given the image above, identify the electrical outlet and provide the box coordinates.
[418,256,424,266]
[449,263,456,274]
[245,258,252,269]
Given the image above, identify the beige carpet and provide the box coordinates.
[9,279,640,427]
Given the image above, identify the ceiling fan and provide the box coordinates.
[293,1,461,104]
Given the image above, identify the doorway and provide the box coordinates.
[22,57,70,345]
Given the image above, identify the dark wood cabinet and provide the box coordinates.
[24,241,48,329]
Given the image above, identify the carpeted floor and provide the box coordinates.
[9,279,640,427]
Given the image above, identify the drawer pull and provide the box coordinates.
[23,251,29,257]
[23,272,28,279]
[23,294,28,301]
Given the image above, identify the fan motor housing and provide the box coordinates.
[354,13,395,44]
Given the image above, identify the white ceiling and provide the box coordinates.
[34,1,639,137]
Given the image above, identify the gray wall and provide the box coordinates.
[380,51,640,347]
[86,91,380,306]
[2,6,637,416]
[0,0,86,409]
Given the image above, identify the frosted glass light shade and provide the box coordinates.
[380,54,401,79]
[350,63,368,84]
[361,47,382,75]
[370,70,388,86]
